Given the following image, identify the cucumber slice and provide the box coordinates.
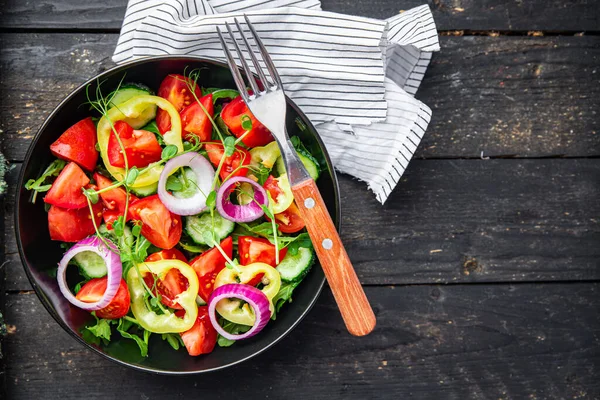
[172,168,199,199]
[185,212,235,245]
[275,152,320,181]
[75,224,134,278]
[109,85,157,129]
[130,181,158,197]
[276,247,315,283]
[74,251,107,278]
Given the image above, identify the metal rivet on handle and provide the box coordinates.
[322,238,333,250]
[304,197,315,209]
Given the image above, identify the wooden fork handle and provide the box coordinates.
[291,179,376,336]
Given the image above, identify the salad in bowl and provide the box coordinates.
[19,61,333,367]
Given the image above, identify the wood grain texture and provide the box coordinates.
[6,158,600,291]
[1,34,598,162]
[0,0,598,31]
[292,178,376,336]
[4,284,600,399]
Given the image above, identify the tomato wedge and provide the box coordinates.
[50,117,99,172]
[94,172,138,229]
[273,202,305,233]
[76,278,131,319]
[145,249,187,263]
[176,307,217,356]
[156,74,203,135]
[44,162,90,209]
[189,236,233,303]
[204,142,251,182]
[221,95,273,148]
[181,93,214,142]
[48,202,103,242]
[238,236,287,267]
[129,195,182,249]
[107,121,162,168]
[142,268,189,310]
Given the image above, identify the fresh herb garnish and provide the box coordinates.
[24,159,66,203]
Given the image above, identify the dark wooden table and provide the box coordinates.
[1,1,599,398]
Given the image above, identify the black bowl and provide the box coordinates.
[15,56,340,374]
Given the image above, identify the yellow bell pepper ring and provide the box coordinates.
[213,262,281,326]
[127,259,199,333]
[97,95,184,188]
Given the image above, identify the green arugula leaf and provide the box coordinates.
[261,204,274,220]
[161,333,184,351]
[24,159,67,203]
[210,89,240,102]
[271,281,300,320]
[286,233,312,256]
[116,318,149,357]
[141,121,160,136]
[217,319,251,347]
[81,316,113,346]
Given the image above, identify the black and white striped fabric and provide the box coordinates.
[113,0,439,204]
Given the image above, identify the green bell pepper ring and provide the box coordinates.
[97,95,184,188]
[127,259,199,333]
[249,141,280,169]
[269,175,294,214]
[213,262,281,326]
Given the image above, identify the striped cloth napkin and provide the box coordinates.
[113,0,439,204]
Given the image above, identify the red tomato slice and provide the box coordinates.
[221,95,273,148]
[94,172,138,229]
[76,278,131,319]
[181,93,214,142]
[238,236,287,268]
[156,74,203,135]
[273,202,305,233]
[142,268,189,310]
[50,117,99,172]
[48,202,103,242]
[44,162,90,209]
[204,142,251,182]
[129,194,182,249]
[189,237,233,303]
[176,307,217,356]
[145,249,187,263]
[107,121,162,168]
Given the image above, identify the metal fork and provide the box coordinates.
[218,17,376,336]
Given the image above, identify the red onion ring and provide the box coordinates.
[208,283,271,340]
[57,236,122,311]
[216,176,267,222]
[158,152,215,216]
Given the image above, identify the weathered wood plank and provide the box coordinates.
[6,158,599,291]
[1,33,598,162]
[5,284,600,399]
[0,152,6,398]
[0,0,598,31]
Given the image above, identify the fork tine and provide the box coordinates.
[225,21,261,96]
[244,15,283,89]
[234,18,270,91]
[217,26,249,102]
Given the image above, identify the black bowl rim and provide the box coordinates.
[14,55,341,375]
